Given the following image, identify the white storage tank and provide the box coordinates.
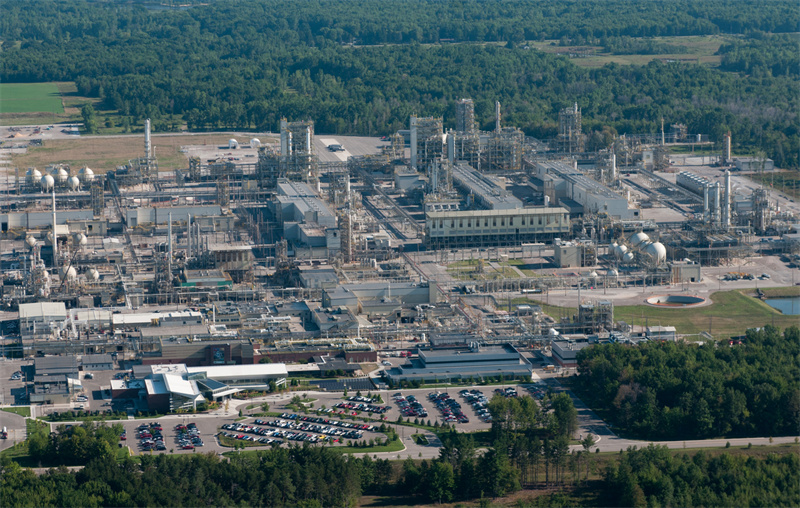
[622,252,635,263]
[629,232,650,247]
[40,174,55,191]
[645,242,667,264]
[51,167,69,184]
[26,168,43,185]
[88,268,100,281]
[61,265,77,281]
[228,139,239,149]
[250,138,261,148]
[67,176,81,191]
[78,167,95,184]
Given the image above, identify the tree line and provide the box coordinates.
[574,325,800,441]
[1,0,798,167]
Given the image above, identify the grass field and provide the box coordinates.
[1,406,31,417]
[530,34,728,68]
[0,83,64,115]
[527,290,797,338]
[6,134,245,173]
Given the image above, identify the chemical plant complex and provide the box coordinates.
[0,99,798,415]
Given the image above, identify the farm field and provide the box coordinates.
[530,34,728,68]
[0,83,64,115]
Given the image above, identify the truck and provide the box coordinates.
[1,427,7,439]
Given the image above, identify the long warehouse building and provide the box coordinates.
[425,207,569,249]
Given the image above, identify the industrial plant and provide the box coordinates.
[1,98,798,410]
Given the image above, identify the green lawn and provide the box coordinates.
[0,83,64,114]
[1,406,31,417]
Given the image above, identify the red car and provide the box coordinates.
[182,444,194,450]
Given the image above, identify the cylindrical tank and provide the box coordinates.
[78,167,95,184]
[645,242,667,264]
[67,176,81,190]
[26,169,43,185]
[250,138,261,148]
[629,232,650,247]
[41,174,55,191]
[544,195,550,207]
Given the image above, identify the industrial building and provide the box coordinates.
[425,207,570,248]
[385,344,533,383]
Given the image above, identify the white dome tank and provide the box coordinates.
[615,244,628,259]
[67,176,81,191]
[88,268,100,281]
[73,233,87,247]
[250,138,261,148]
[607,269,619,277]
[588,271,598,279]
[78,167,95,184]
[25,235,38,248]
[62,265,77,280]
[228,139,239,149]
[645,242,667,264]
[41,174,55,191]
[622,252,635,263]
[26,169,43,185]
[55,168,69,184]
[629,232,650,247]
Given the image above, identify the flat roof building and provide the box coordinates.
[386,344,533,383]
[425,207,569,249]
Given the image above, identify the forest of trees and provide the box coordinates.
[1,0,798,167]
[2,414,797,506]
[574,325,800,441]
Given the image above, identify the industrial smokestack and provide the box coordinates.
[723,170,731,229]
[724,132,732,165]
[280,119,289,159]
[661,117,665,146]
[713,183,720,226]
[167,212,173,278]
[703,184,710,221]
[145,119,152,160]
[410,116,418,169]
[495,101,501,133]
[610,152,617,183]
[187,215,192,258]
[52,189,57,268]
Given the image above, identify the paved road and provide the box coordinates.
[543,378,799,453]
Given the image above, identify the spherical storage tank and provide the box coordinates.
[25,236,37,248]
[26,169,42,185]
[645,241,667,264]
[73,233,87,247]
[88,268,100,281]
[51,167,69,184]
[228,139,239,149]
[40,174,55,191]
[250,138,261,148]
[78,167,95,185]
[622,252,635,263]
[614,244,628,259]
[67,176,81,191]
[629,232,650,247]
[61,265,77,281]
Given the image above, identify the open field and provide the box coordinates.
[530,34,728,68]
[0,83,64,115]
[535,289,798,338]
[6,134,253,173]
